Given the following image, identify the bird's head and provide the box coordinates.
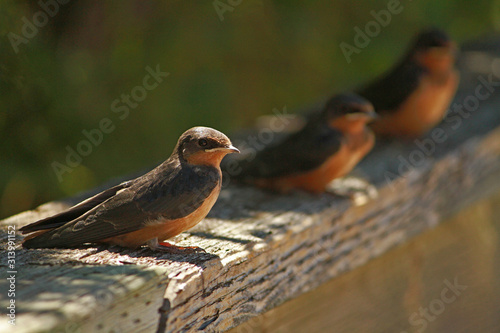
[322,93,378,133]
[176,127,239,167]
[410,28,457,74]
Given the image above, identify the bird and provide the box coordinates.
[224,93,377,194]
[20,127,239,252]
[357,28,459,138]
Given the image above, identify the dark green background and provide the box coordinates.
[0,0,496,218]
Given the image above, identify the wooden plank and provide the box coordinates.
[2,38,500,333]
[228,192,500,333]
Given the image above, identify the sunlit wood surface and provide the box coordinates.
[230,191,500,333]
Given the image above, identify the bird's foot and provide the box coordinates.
[147,239,206,254]
[327,176,378,206]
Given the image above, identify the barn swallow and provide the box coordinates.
[357,28,459,138]
[20,127,239,252]
[226,94,377,194]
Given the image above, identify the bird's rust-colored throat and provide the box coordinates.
[329,117,373,135]
[416,45,456,75]
[186,150,231,167]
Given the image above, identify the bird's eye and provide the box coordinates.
[198,139,208,147]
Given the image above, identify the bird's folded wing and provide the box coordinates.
[22,187,150,248]
[357,61,423,113]
[20,181,133,234]
[238,126,342,178]
[22,168,220,248]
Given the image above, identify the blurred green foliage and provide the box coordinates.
[0,0,495,218]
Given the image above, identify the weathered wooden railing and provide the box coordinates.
[1,37,500,333]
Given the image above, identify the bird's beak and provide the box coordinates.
[366,110,379,120]
[205,145,240,154]
[225,145,240,154]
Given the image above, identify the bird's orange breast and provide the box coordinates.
[372,69,459,138]
[254,130,375,194]
[101,184,221,248]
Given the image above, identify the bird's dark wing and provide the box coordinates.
[21,186,150,248]
[131,164,220,220]
[20,181,133,234]
[22,162,220,248]
[357,60,425,114]
[235,124,343,179]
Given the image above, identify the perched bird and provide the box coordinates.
[357,28,459,138]
[20,127,239,252]
[226,94,377,194]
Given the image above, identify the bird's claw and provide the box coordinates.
[327,176,378,206]
[147,239,206,254]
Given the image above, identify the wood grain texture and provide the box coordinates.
[2,38,500,333]
[228,192,500,333]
